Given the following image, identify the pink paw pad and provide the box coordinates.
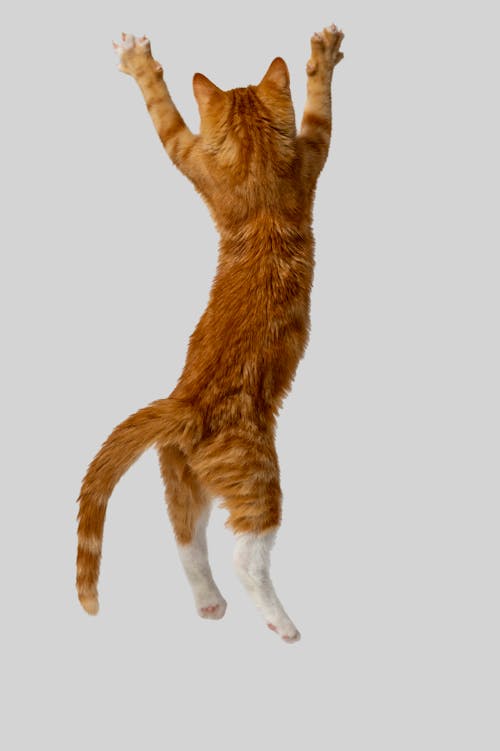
[198,599,227,620]
[267,622,301,643]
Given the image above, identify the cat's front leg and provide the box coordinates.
[299,24,344,178]
[113,34,203,184]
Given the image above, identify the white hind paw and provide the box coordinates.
[266,617,301,643]
[197,595,227,621]
[199,600,227,620]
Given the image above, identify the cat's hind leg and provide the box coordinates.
[158,446,227,620]
[191,432,300,642]
[233,529,300,643]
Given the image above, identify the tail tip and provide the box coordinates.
[79,593,100,615]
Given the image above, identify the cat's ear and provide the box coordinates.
[193,73,224,108]
[258,57,290,91]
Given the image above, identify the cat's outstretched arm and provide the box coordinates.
[298,24,344,180]
[113,34,205,186]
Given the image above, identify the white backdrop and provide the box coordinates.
[1,0,498,748]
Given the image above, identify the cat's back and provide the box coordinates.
[175,214,313,408]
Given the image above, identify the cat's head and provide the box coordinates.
[192,58,296,175]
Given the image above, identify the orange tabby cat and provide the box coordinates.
[76,25,344,642]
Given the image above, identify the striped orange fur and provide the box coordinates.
[77,26,344,622]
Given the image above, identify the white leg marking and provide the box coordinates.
[234,530,300,643]
[178,507,227,620]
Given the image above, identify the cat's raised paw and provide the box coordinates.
[307,23,344,75]
[112,33,156,77]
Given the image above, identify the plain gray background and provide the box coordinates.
[1,0,498,748]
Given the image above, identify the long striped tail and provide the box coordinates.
[76,397,198,614]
